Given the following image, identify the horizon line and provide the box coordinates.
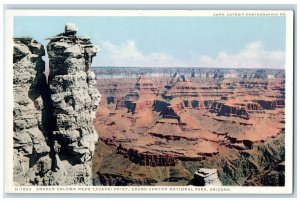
[91,66,285,70]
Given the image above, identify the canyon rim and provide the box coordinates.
[6,10,294,194]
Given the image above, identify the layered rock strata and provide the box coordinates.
[46,23,100,185]
[13,23,100,185]
[13,37,52,185]
[93,67,285,186]
[95,71,285,168]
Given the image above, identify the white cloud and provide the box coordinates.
[94,40,175,67]
[94,40,184,67]
[196,41,285,69]
[93,40,285,69]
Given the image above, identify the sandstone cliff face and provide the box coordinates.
[13,37,52,185]
[13,24,100,185]
[210,101,250,119]
[46,24,101,185]
[117,146,176,166]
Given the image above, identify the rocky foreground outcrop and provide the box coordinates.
[13,23,100,185]
[188,168,222,186]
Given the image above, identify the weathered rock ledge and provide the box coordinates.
[189,168,222,186]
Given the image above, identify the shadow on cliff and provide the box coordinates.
[28,57,57,170]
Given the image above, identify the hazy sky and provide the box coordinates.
[14,16,286,69]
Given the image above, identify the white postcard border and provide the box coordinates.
[4,9,294,194]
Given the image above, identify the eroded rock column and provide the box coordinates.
[13,38,52,185]
[46,23,100,185]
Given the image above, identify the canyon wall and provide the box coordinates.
[13,24,100,185]
[93,66,285,186]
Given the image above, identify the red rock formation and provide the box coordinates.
[245,102,263,111]
[117,146,176,166]
[94,72,285,168]
[164,76,199,99]
[256,99,285,109]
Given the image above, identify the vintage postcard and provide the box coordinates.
[4,9,294,194]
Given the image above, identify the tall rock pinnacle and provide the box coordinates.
[46,23,101,185]
[13,24,100,185]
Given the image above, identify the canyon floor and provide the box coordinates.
[92,69,285,186]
